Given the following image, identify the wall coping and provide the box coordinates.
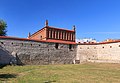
[0,36,76,45]
[77,41,120,45]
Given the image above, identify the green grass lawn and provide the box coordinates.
[0,63,120,83]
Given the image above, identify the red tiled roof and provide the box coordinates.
[77,42,98,45]
[2,36,120,45]
[30,27,46,37]
[0,36,76,44]
[99,40,120,44]
[46,39,76,44]
[30,26,75,37]
[46,26,75,32]
[77,40,120,45]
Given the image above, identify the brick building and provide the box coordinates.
[28,20,76,44]
[0,20,76,65]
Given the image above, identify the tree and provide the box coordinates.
[0,19,7,36]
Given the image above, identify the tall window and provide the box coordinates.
[50,29,52,38]
[56,31,58,39]
[72,33,73,41]
[53,30,55,39]
[59,31,61,39]
[64,32,66,40]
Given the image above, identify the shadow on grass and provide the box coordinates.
[0,74,17,81]
[0,65,6,69]
[44,80,56,83]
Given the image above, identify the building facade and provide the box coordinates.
[29,20,76,43]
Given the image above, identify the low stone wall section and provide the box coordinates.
[77,42,120,63]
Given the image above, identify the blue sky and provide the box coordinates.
[0,0,120,41]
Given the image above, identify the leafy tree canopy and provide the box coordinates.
[0,19,7,36]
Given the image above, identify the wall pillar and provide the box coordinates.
[55,30,57,39]
[58,31,59,39]
[68,33,70,40]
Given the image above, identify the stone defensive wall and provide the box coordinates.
[0,36,76,65]
[1,35,120,65]
[76,41,120,63]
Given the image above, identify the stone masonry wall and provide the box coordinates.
[2,38,120,65]
[76,44,97,63]
[0,38,76,65]
[77,42,120,63]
